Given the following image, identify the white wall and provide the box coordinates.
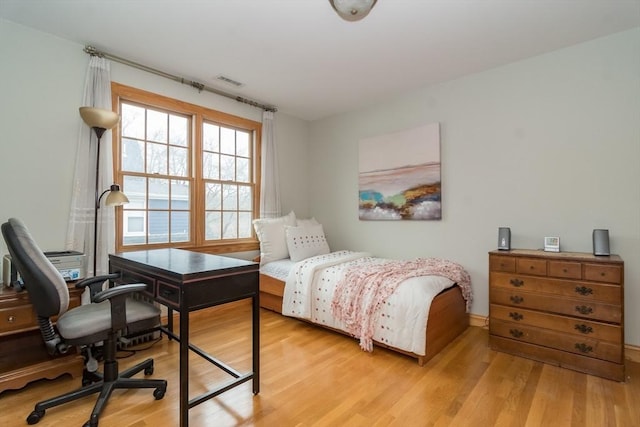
[309,28,640,347]
[0,19,310,262]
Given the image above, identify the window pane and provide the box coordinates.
[237,132,249,157]
[203,123,219,152]
[149,178,169,209]
[220,127,235,154]
[203,152,219,180]
[239,212,252,238]
[122,138,144,173]
[149,211,169,243]
[222,184,237,210]
[171,180,190,210]
[222,211,237,239]
[169,146,188,177]
[123,175,146,209]
[169,115,188,147]
[205,183,222,210]
[147,110,167,143]
[220,154,235,181]
[147,142,167,175]
[237,157,249,183]
[238,185,252,210]
[205,212,221,239]
[123,211,146,246]
[171,211,189,242]
[122,104,145,139]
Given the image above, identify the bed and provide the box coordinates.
[253,212,472,366]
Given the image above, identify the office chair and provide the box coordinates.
[1,218,167,427]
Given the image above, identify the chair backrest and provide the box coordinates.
[1,218,69,318]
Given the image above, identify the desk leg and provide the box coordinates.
[179,306,189,427]
[253,293,260,395]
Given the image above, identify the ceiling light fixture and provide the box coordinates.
[329,0,378,22]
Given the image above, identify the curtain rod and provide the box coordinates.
[84,45,277,113]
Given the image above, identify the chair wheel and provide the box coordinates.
[154,386,166,400]
[27,410,44,424]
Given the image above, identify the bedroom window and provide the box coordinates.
[111,83,262,253]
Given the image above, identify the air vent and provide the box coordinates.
[216,75,244,87]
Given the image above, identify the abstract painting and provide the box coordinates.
[359,122,441,220]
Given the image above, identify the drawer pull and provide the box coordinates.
[510,295,524,304]
[575,286,593,296]
[160,289,175,298]
[510,278,524,287]
[575,343,593,354]
[575,305,593,315]
[509,329,523,338]
[7,315,16,323]
[574,324,593,334]
[509,312,523,321]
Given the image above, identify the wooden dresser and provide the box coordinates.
[0,283,85,393]
[488,249,624,381]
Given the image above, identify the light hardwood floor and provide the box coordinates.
[0,301,638,427]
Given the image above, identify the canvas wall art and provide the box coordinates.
[359,122,441,220]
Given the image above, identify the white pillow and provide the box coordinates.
[253,211,297,265]
[285,224,330,262]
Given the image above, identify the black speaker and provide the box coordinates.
[498,227,511,250]
[593,229,610,256]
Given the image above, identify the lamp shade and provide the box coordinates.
[329,0,377,21]
[79,107,120,130]
[104,184,129,206]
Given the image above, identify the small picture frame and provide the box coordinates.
[544,236,560,252]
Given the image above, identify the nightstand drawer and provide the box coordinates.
[0,305,36,333]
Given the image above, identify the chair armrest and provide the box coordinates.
[76,273,120,301]
[93,283,148,304]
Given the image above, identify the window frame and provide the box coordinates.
[111,82,262,254]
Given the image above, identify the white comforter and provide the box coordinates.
[281,250,455,355]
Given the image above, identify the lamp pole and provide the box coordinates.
[91,127,107,277]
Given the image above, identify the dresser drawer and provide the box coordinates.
[490,272,621,304]
[490,304,622,342]
[548,261,582,279]
[583,264,622,284]
[490,319,622,363]
[0,304,36,334]
[489,255,516,273]
[490,288,621,323]
[516,258,547,276]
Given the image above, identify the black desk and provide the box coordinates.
[109,249,260,427]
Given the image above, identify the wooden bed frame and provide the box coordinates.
[259,273,469,366]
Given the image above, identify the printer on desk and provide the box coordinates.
[2,251,86,288]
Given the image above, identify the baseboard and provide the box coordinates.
[469,313,488,328]
[469,314,640,363]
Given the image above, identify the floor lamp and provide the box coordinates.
[79,107,128,276]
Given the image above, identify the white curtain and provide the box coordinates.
[65,56,115,277]
[259,111,281,218]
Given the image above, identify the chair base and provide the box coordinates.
[26,358,167,427]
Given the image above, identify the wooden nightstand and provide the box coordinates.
[0,283,85,394]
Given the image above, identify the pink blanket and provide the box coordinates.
[331,257,472,352]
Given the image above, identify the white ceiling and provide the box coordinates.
[2,0,639,121]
